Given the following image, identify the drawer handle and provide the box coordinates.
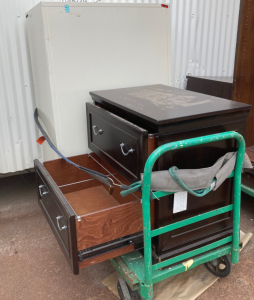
[120,143,134,156]
[93,125,103,135]
[56,216,67,231]
[39,185,49,197]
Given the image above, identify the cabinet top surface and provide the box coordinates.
[90,84,251,125]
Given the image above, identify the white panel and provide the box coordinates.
[27,3,171,161]
[101,0,240,88]
[0,0,240,173]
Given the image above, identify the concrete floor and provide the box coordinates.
[0,173,253,300]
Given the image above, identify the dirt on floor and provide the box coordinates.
[0,173,253,300]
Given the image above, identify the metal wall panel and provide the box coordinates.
[0,0,59,174]
[0,0,240,173]
[170,0,240,89]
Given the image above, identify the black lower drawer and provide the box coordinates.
[34,154,147,274]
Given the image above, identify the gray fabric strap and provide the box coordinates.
[141,152,252,193]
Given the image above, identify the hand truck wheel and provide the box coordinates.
[117,280,143,300]
[204,255,231,278]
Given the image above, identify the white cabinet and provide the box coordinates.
[26,2,171,161]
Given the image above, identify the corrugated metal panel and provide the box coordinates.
[0,0,58,174]
[170,0,240,88]
[0,0,240,173]
[1,0,42,173]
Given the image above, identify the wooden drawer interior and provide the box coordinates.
[43,153,155,269]
[44,152,143,209]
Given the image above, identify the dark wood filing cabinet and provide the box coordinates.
[242,146,254,191]
[186,76,234,100]
[88,84,251,260]
[35,84,251,274]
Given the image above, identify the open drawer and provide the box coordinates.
[35,153,155,275]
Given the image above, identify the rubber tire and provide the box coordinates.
[117,281,143,300]
[204,255,231,278]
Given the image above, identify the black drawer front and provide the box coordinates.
[87,103,148,182]
[35,160,79,275]
[91,114,140,174]
[38,180,69,252]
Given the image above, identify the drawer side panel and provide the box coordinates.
[76,200,155,250]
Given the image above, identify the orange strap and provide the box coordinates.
[36,136,46,145]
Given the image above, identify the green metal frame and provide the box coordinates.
[241,183,254,197]
[111,131,245,300]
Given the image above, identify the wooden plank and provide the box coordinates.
[233,0,254,147]
[76,200,155,250]
[79,244,135,269]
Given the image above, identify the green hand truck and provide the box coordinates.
[111,131,246,300]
